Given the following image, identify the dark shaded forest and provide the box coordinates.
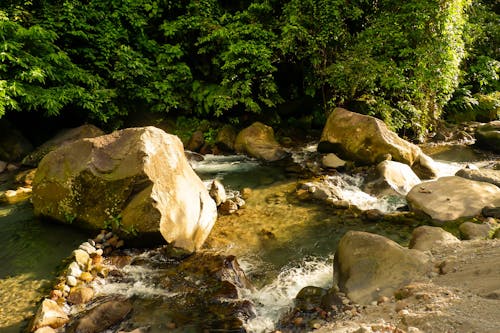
[0,0,498,140]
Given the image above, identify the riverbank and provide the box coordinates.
[315,238,500,333]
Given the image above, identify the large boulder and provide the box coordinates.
[68,299,132,333]
[334,231,429,304]
[32,126,217,252]
[215,125,237,152]
[409,226,460,251]
[318,108,421,166]
[475,121,500,153]
[455,168,500,187]
[406,176,500,223]
[22,124,104,166]
[234,122,287,161]
[30,299,69,331]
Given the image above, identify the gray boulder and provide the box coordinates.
[334,231,429,304]
[234,122,287,161]
[32,126,217,252]
[22,124,104,166]
[318,108,421,166]
[406,176,500,223]
[409,226,460,251]
[475,121,500,153]
[455,168,500,187]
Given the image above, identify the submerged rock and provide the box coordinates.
[32,126,217,252]
[409,226,460,251]
[22,124,104,167]
[334,231,429,304]
[475,121,500,153]
[68,299,132,333]
[318,108,421,166]
[235,122,288,161]
[406,176,500,223]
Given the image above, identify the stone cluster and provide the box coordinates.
[30,231,124,333]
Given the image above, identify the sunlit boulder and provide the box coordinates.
[334,231,429,304]
[407,176,500,223]
[32,126,217,252]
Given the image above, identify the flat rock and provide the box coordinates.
[406,176,500,223]
[409,226,460,251]
[334,231,429,304]
[455,168,500,187]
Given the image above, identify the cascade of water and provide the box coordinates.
[241,256,334,333]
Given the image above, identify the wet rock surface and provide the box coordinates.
[455,167,500,187]
[235,122,288,162]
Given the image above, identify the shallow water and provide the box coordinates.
[1,144,497,333]
[0,198,88,332]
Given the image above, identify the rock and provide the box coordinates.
[1,186,32,203]
[79,242,96,254]
[318,108,421,166]
[412,153,439,179]
[241,188,252,199]
[234,122,288,161]
[372,160,421,196]
[0,120,33,162]
[67,262,82,278]
[295,286,327,311]
[321,153,346,169]
[30,299,69,331]
[299,181,343,202]
[209,180,227,206]
[186,130,204,152]
[475,121,500,153]
[334,231,429,304]
[22,124,104,167]
[406,176,500,223]
[66,275,78,287]
[409,226,460,251]
[455,168,500,187]
[215,125,237,152]
[32,127,217,252]
[67,286,94,305]
[15,168,37,185]
[0,160,6,173]
[482,206,500,218]
[219,199,238,215]
[69,299,132,333]
[459,222,494,240]
[79,272,94,283]
[73,249,90,270]
[34,327,56,333]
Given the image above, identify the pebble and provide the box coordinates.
[79,242,96,254]
[377,296,390,304]
[73,249,90,270]
[66,275,78,287]
[87,239,96,247]
[293,317,304,326]
[105,231,114,240]
[63,285,71,294]
[67,262,82,278]
[79,272,94,283]
[398,309,410,316]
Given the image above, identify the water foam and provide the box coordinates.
[242,256,334,333]
[190,154,260,176]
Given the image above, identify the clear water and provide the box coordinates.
[1,143,497,333]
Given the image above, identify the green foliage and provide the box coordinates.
[0,0,495,138]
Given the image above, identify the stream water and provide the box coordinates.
[0,143,498,333]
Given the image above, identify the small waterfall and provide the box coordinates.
[241,256,334,333]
